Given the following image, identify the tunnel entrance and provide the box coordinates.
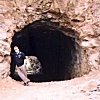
[10,20,81,82]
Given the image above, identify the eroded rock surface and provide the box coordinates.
[0,0,100,79]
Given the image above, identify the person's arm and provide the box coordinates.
[24,57,27,66]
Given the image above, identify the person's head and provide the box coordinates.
[14,46,19,53]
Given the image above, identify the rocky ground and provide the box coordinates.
[0,70,100,100]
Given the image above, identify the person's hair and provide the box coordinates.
[14,46,19,50]
[14,46,18,48]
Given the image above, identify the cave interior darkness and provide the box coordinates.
[10,20,79,82]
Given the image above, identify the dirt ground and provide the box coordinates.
[0,70,100,100]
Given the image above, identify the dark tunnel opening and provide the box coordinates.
[10,20,79,82]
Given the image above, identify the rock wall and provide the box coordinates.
[0,0,100,79]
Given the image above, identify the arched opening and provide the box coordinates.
[10,20,81,82]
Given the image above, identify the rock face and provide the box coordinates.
[0,0,100,80]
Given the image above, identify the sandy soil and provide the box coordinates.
[0,70,100,100]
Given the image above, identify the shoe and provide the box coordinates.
[23,82,27,86]
[23,81,30,86]
[23,82,29,86]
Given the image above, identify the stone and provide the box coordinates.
[0,0,99,79]
[81,80,99,92]
[81,38,99,48]
[89,52,100,70]
[25,56,42,74]
[0,55,4,63]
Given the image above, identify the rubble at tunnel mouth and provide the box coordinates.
[10,20,82,82]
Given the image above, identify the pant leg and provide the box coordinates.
[16,67,29,83]
[20,65,30,82]
[20,65,27,77]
